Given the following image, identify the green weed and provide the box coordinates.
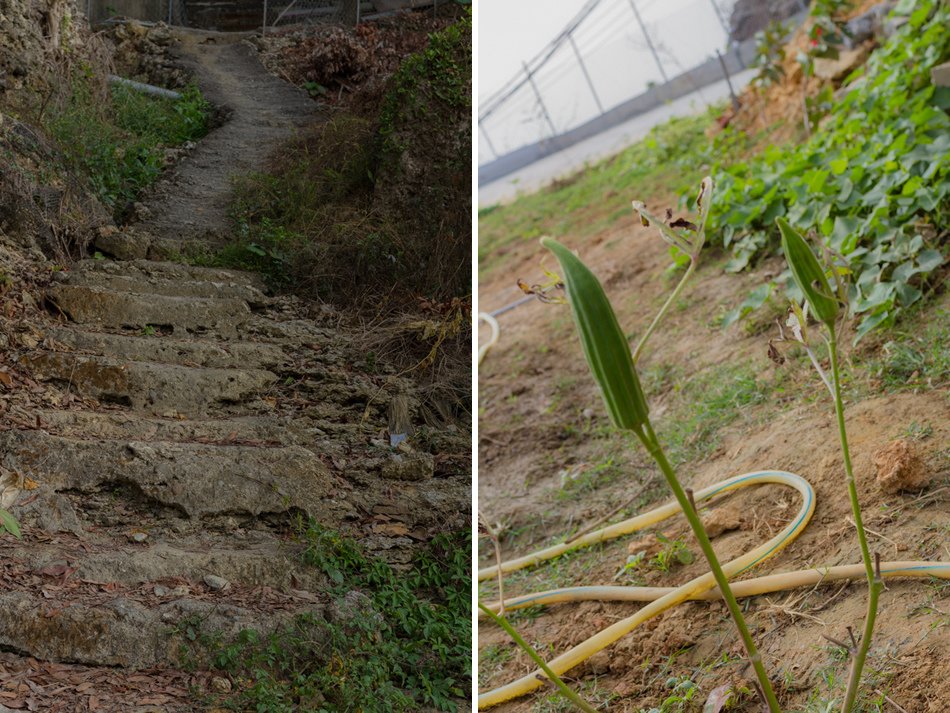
[658,364,773,466]
[43,76,209,215]
[203,524,470,712]
[650,533,694,572]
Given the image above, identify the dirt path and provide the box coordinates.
[132,30,315,244]
[0,34,468,712]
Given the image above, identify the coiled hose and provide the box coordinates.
[477,470,950,708]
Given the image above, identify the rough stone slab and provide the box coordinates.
[72,258,264,289]
[93,230,149,261]
[34,410,300,445]
[46,326,287,369]
[0,591,299,668]
[813,45,870,81]
[0,431,351,521]
[9,539,319,590]
[47,284,249,336]
[23,351,277,414]
[57,269,269,305]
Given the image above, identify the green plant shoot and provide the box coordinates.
[778,218,881,713]
[542,178,782,713]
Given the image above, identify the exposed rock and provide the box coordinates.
[813,45,871,81]
[874,439,929,494]
[22,350,277,415]
[47,284,250,336]
[1,430,351,521]
[702,504,745,538]
[203,574,230,591]
[94,229,150,261]
[380,451,434,481]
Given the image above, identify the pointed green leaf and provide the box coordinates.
[541,238,649,431]
[776,218,839,328]
[0,509,20,539]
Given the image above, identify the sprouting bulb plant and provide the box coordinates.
[776,217,881,713]
[628,177,711,364]
[541,178,783,713]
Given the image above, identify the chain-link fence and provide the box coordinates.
[478,0,808,175]
[83,0,381,31]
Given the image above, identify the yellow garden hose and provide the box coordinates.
[478,312,500,365]
[477,470,950,708]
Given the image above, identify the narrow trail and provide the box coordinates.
[0,30,467,712]
[132,30,316,244]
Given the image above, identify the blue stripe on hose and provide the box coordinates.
[693,471,814,575]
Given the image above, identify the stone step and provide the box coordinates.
[0,590,310,668]
[22,351,277,415]
[47,284,249,337]
[70,258,264,289]
[45,326,288,369]
[33,409,302,445]
[56,266,269,305]
[0,431,352,522]
[1,534,320,591]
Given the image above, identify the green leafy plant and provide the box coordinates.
[775,218,881,713]
[43,76,210,215]
[751,21,788,89]
[650,534,694,572]
[204,523,469,712]
[714,0,949,341]
[639,675,700,713]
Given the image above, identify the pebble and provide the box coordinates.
[203,574,230,591]
[210,676,232,694]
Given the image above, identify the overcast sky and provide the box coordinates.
[477,0,735,158]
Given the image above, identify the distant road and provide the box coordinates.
[477,68,757,207]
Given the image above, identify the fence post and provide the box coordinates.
[626,0,669,84]
[716,49,740,112]
[262,0,268,34]
[568,30,605,115]
[522,61,558,138]
[479,124,498,160]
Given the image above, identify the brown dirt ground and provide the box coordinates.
[477,192,950,711]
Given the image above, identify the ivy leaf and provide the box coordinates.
[829,158,848,175]
[917,249,944,273]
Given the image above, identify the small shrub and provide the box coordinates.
[206,524,470,712]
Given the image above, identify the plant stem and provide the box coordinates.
[632,258,695,364]
[828,334,882,712]
[479,511,507,615]
[638,420,782,713]
[478,603,600,713]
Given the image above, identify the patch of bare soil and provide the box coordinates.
[478,194,950,710]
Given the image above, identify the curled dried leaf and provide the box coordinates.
[669,218,698,232]
[767,340,785,365]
